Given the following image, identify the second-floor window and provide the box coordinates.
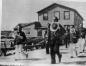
[54,11,60,20]
[43,12,48,20]
[64,11,70,20]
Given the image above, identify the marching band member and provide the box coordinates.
[83,34,86,52]
[69,25,78,58]
[76,34,85,55]
[64,26,70,48]
[76,24,86,54]
[44,30,49,54]
[14,24,26,59]
[49,17,65,64]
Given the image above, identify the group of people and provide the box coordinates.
[69,25,86,58]
[63,24,86,58]
[44,17,86,64]
[9,16,86,64]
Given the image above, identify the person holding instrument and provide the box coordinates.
[14,24,26,57]
[49,17,65,64]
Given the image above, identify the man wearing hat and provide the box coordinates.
[49,17,65,64]
[54,16,59,22]
[45,23,51,54]
[14,24,26,57]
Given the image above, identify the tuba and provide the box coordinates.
[50,22,60,32]
[49,22,60,40]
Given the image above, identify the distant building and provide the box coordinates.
[1,31,13,38]
[37,3,83,29]
[14,21,42,38]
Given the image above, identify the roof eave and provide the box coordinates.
[37,3,84,20]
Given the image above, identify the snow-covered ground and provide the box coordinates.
[0,46,86,66]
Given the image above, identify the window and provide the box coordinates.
[38,29,42,36]
[64,11,70,20]
[54,11,60,20]
[43,12,48,20]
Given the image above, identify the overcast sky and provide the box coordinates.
[2,0,86,31]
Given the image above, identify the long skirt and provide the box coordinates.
[76,38,85,54]
[14,44,26,60]
[69,43,77,57]
[15,44,23,54]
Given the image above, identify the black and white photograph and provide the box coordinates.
[1,0,86,66]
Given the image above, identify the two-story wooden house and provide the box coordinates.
[37,3,84,37]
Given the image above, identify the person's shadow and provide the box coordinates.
[78,55,86,58]
[6,52,15,56]
[76,61,86,65]
[62,60,86,65]
[62,56,86,65]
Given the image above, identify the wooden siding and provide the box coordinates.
[74,12,83,28]
[22,25,37,38]
[38,6,75,27]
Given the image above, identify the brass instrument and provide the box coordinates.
[49,22,61,40]
[50,22,60,32]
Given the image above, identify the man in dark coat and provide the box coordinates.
[49,21,65,64]
[44,24,51,54]
[14,24,27,54]
[44,30,49,54]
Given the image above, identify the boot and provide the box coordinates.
[51,60,56,64]
[59,55,62,63]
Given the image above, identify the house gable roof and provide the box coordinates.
[37,3,83,20]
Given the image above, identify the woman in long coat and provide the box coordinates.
[69,26,78,58]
